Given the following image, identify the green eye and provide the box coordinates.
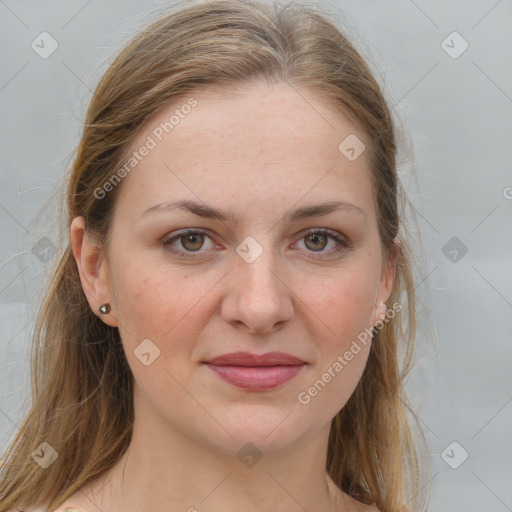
[162,229,216,258]
[294,229,349,258]
[304,232,328,251]
[179,232,205,251]
[162,228,349,260]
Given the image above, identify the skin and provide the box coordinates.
[66,80,394,512]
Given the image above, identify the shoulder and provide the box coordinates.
[9,507,86,512]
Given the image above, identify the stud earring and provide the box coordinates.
[99,303,111,314]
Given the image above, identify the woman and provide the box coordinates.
[0,0,429,510]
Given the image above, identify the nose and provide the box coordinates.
[220,246,294,334]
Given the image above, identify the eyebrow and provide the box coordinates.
[140,199,366,223]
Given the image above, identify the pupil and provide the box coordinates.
[306,233,326,251]
[183,233,203,251]
[180,233,328,252]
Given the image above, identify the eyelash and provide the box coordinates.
[161,228,350,260]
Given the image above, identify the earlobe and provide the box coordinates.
[372,301,387,329]
[70,216,118,327]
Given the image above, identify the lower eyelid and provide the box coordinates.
[162,231,216,250]
[293,234,348,253]
[162,229,349,256]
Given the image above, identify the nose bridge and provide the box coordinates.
[238,236,283,303]
[223,235,294,332]
[240,248,279,298]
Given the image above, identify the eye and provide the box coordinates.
[161,227,350,260]
[162,229,218,258]
[293,229,349,258]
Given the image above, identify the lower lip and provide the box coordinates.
[204,364,306,390]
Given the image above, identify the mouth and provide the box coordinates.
[202,351,307,390]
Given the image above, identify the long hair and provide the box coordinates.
[0,1,429,510]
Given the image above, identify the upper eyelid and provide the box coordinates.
[162,227,348,250]
[162,228,217,244]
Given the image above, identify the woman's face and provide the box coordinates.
[80,81,394,455]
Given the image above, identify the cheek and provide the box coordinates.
[297,278,375,418]
[109,255,216,362]
[302,267,377,345]
[296,265,376,410]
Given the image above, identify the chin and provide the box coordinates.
[200,403,313,455]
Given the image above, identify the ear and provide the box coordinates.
[70,216,118,327]
[373,237,399,325]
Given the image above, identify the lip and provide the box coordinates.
[204,351,306,366]
[203,351,307,390]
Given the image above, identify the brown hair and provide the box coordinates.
[0,1,430,510]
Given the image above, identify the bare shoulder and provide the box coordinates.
[42,505,89,511]
[48,488,97,511]
[6,507,87,512]
[53,505,88,512]
[45,509,86,512]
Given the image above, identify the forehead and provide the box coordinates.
[114,80,375,221]
[143,80,367,153]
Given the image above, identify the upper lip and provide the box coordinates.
[203,351,306,366]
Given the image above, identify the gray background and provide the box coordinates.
[1,1,511,511]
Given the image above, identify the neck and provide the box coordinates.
[77,387,351,512]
